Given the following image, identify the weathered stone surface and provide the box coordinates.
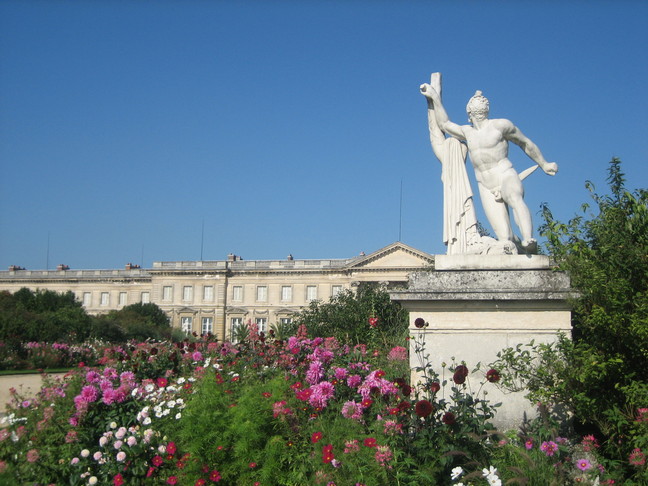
[391,262,573,431]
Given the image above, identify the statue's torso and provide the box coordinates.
[463,122,514,188]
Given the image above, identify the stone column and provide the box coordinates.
[390,254,574,431]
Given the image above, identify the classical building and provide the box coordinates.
[0,242,434,341]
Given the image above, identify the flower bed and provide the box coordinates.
[0,324,639,485]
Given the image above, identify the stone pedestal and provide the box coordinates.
[390,255,574,431]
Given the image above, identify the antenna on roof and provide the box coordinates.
[398,179,403,241]
[200,218,205,261]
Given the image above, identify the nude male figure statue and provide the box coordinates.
[420,83,558,253]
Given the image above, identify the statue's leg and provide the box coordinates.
[500,174,533,244]
[478,183,513,241]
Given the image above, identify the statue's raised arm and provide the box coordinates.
[420,82,466,141]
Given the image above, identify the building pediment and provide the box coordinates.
[347,242,434,270]
[226,306,248,315]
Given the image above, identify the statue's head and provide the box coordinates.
[466,90,489,122]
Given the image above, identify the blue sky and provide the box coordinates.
[1,1,646,270]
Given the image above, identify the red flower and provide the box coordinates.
[311,431,323,443]
[209,469,222,482]
[442,411,456,425]
[195,480,206,486]
[414,317,426,328]
[113,474,125,486]
[363,437,377,448]
[166,442,177,455]
[152,455,164,467]
[368,317,378,328]
[429,382,441,393]
[453,365,469,384]
[262,392,272,398]
[375,370,385,378]
[77,362,85,368]
[322,444,335,463]
[486,369,500,383]
[415,400,433,418]
[147,467,156,478]
[166,477,178,485]
[361,398,373,408]
[156,377,168,388]
[249,462,257,468]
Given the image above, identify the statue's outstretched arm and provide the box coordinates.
[499,120,558,175]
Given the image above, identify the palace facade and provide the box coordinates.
[0,242,434,341]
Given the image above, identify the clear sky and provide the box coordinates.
[1,1,646,270]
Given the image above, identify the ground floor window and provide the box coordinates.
[181,317,193,334]
[202,317,213,335]
[255,317,267,334]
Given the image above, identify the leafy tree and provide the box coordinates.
[296,282,408,347]
[93,303,172,341]
[493,158,648,477]
[0,288,91,346]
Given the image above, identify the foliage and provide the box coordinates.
[492,158,648,482]
[0,289,92,363]
[296,283,408,347]
[92,303,173,342]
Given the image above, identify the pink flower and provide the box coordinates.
[341,401,364,421]
[540,441,558,457]
[309,381,335,409]
[629,448,646,467]
[524,439,533,450]
[374,445,393,467]
[26,449,39,463]
[387,346,408,361]
[577,459,592,471]
[306,361,325,385]
[192,351,203,361]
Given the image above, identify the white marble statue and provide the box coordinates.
[423,73,484,255]
[421,75,558,254]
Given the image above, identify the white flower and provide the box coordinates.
[145,383,155,392]
[177,377,186,384]
[451,466,464,480]
[93,451,102,461]
[109,422,117,429]
[175,413,182,420]
[143,417,151,425]
[116,451,126,462]
[127,436,137,447]
[482,466,498,478]
[80,449,90,458]
[99,436,108,447]
[158,445,166,454]
[167,400,176,408]
[88,476,98,485]
[487,477,502,486]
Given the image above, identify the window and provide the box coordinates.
[203,285,214,302]
[280,317,293,325]
[141,292,150,304]
[255,317,267,333]
[182,286,193,302]
[256,286,267,302]
[281,285,292,302]
[306,285,318,302]
[232,286,243,301]
[162,286,173,301]
[332,285,343,297]
[201,317,213,335]
[231,317,243,342]
[181,317,193,334]
[82,292,92,307]
[100,292,110,306]
[118,292,127,306]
